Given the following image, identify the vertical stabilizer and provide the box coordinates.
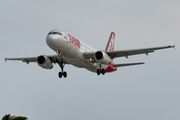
[105,32,115,51]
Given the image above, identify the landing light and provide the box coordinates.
[87,58,93,62]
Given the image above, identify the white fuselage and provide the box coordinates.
[46,30,109,72]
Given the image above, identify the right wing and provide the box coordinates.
[5,57,37,64]
[5,55,80,65]
[5,55,61,64]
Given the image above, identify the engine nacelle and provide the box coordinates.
[94,51,111,65]
[37,55,53,69]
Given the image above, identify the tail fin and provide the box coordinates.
[105,32,115,51]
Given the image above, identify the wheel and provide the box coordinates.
[58,72,62,78]
[63,71,67,78]
[101,69,105,75]
[97,69,101,75]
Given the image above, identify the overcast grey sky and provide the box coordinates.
[0,0,179,120]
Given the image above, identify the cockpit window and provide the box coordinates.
[48,32,63,35]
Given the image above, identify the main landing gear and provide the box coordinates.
[96,64,105,75]
[97,69,105,75]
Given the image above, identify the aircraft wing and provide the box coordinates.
[114,62,145,67]
[5,54,85,65]
[5,55,64,64]
[5,57,37,64]
[107,45,174,59]
[84,45,175,59]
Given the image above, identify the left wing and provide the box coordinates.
[84,45,175,59]
[114,62,145,67]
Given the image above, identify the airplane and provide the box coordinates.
[5,29,175,78]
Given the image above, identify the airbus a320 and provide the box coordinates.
[5,29,175,78]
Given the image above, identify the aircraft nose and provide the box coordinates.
[46,34,57,42]
[46,35,60,48]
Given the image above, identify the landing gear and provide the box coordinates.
[57,51,67,78]
[58,71,67,78]
[58,60,67,78]
[57,60,67,78]
[102,69,105,75]
[97,69,105,75]
[59,72,62,78]
[96,64,105,75]
[97,69,101,75]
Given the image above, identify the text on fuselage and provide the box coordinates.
[68,34,81,48]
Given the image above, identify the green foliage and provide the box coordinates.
[11,117,27,120]
[2,114,10,120]
[1,115,27,120]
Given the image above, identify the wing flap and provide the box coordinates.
[107,50,154,58]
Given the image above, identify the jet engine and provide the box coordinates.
[37,55,53,69]
[94,51,111,65]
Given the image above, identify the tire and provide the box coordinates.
[63,71,67,78]
[97,69,101,75]
[58,72,62,78]
[101,69,105,75]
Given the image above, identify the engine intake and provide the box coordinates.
[37,55,53,69]
[95,51,103,60]
[94,51,111,65]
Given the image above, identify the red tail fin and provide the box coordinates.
[105,32,115,51]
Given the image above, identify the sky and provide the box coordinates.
[0,0,180,120]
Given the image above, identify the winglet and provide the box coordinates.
[5,58,7,62]
[173,45,175,50]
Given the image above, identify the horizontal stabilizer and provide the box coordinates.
[114,62,145,67]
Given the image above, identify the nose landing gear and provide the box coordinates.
[58,60,67,78]
[57,51,67,78]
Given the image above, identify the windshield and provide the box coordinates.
[48,32,63,35]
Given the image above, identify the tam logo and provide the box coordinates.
[68,34,81,48]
